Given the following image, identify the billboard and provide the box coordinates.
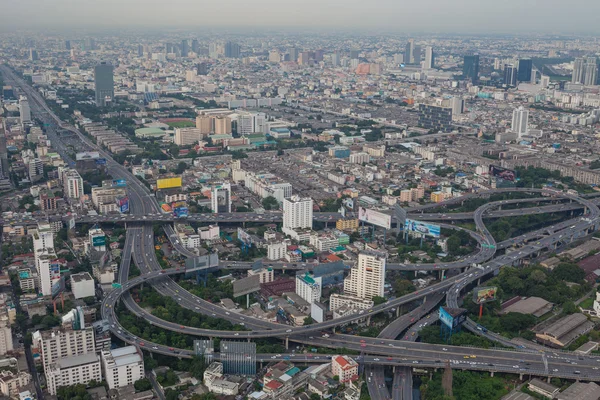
[174,207,189,218]
[489,165,516,182]
[157,177,182,190]
[120,200,129,213]
[237,228,253,246]
[439,306,467,329]
[96,158,107,165]
[233,275,261,298]
[473,286,498,304]
[358,207,392,229]
[185,253,219,273]
[394,203,407,227]
[404,219,441,238]
[92,235,106,247]
[112,179,127,187]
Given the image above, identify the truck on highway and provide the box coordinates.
[476,324,488,333]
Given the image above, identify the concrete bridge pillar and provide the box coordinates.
[439,270,445,281]
[519,373,523,380]
[366,316,371,325]
[285,337,289,349]
[393,366,396,373]
[396,308,400,318]
[547,376,551,383]
[423,296,427,303]
[477,278,481,286]
[490,371,494,377]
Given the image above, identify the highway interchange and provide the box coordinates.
[6,66,600,399]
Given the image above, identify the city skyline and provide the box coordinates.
[3,0,600,34]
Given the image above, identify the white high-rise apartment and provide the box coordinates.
[64,169,84,200]
[295,272,322,304]
[33,326,96,371]
[19,96,31,125]
[282,196,313,236]
[32,222,56,296]
[511,106,529,137]
[343,251,386,300]
[101,346,144,389]
[46,354,101,395]
[584,59,598,86]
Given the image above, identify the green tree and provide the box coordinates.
[372,296,386,306]
[304,316,315,325]
[393,279,415,297]
[446,235,461,254]
[174,162,187,174]
[262,196,279,210]
[134,378,152,392]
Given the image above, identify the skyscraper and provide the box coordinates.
[137,44,143,57]
[423,46,434,69]
[0,133,8,180]
[211,183,232,214]
[94,62,114,107]
[413,45,422,65]
[197,62,208,75]
[517,59,533,83]
[166,43,174,54]
[463,55,480,84]
[331,52,340,67]
[29,49,39,61]
[19,96,31,124]
[181,39,189,57]
[583,58,598,86]
[572,57,586,84]
[191,39,200,54]
[31,222,57,297]
[224,41,240,58]
[504,64,518,86]
[511,106,529,137]
[404,40,414,64]
[343,251,386,300]
[289,47,299,62]
[282,196,313,237]
[64,40,71,51]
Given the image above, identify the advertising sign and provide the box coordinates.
[358,207,392,229]
[120,201,129,213]
[489,165,516,182]
[237,228,253,245]
[157,177,183,190]
[233,275,261,298]
[95,158,107,165]
[112,179,127,187]
[439,306,455,329]
[404,219,441,238]
[174,207,189,218]
[473,286,498,304]
[92,236,106,247]
[394,203,407,227]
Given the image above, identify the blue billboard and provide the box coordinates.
[439,306,466,329]
[439,306,454,329]
[96,158,107,165]
[174,207,189,218]
[404,219,441,238]
[112,179,127,187]
[120,201,129,213]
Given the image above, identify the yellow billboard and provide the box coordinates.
[156,177,182,190]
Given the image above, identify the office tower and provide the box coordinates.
[211,183,232,214]
[511,106,529,137]
[181,39,189,57]
[137,44,143,57]
[214,117,232,134]
[463,55,480,84]
[423,46,434,69]
[314,49,324,62]
[166,42,174,54]
[504,64,518,86]
[418,104,453,133]
[289,47,299,62]
[197,62,208,75]
[84,38,95,51]
[349,49,360,59]
[29,49,38,61]
[94,62,114,107]
[413,45,422,65]
[331,52,340,67]
[0,134,8,180]
[19,96,31,124]
[282,196,313,236]
[451,96,464,117]
[101,347,144,390]
[404,40,414,64]
[517,59,533,83]
[394,53,404,65]
[224,41,240,58]
[343,251,386,300]
[174,128,202,145]
[64,40,71,50]
[191,39,200,53]
[584,58,598,86]
[64,169,84,200]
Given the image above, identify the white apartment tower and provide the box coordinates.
[511,106,529,137]
[32,222,56,296]
[64,170,84,200]
[343,251,386,300]
[282,196,313,237]
[101,346,145,389]
[33,326,96,371]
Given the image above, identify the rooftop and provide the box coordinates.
[52,353,99,369]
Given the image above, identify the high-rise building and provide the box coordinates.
[540,75,551,88]
[220,341,256,375]
[84,38,95,51]
[331,52,340,67]
[584,58,598,86]
[166,42,174,54]
[282,195,313,237]
[343,251,386,300]
[94,62,114,107]
[268,50,281,63]
[0,133,8,180]
[423,46,434,69]
[181,39,189,57]
[418,104,453,133]
[64,40,71,51]
[451,96,464,117]
[33,326,95,371]
[174,127,202,145]
[19,96,31,124]
[504,64,518,86]
[404,40,414,64]
[28,158,43,180]
[413,45,422,65]
[295,272,322,304]
[197,62,208,75]
[211,183,232,214]
[46,353,101,395]
[224,41,240,58]
[463,55,480,84]
[29,49,39,61]
[32,222,57,296]
[511,106,529,137]
[517,59,533,83]
[64,169,84,200]
[192,39,200,53]
[101,346,144,389]
[289,47,299,62]
[137,44,143,57]
[572,57,586,84]
[349,49,360,59]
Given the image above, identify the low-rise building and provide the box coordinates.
[535,313,594,348]
[527,378,559,399]
[101,346,145,389]
[331,355,358,383]
[0,371,31,398]
[71,272,95,299]
[46,353,102,395]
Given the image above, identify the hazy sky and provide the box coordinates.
[5,0,600,34]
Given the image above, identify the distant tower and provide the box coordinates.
[423,46,434,69]
[404,39,414,64]
[463,55,480,84]
[94,62,114,107]
[224,41,240,58]
[583,57,598,86]
[572,57,585,84]
[137,45,143,57]
[413,45,422,65]
[64,40,71,51]
[511,106,529,137]
[29,49,39,61]
[517,59,533,83]
[504,64,518,86]
[181,39,189,57]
